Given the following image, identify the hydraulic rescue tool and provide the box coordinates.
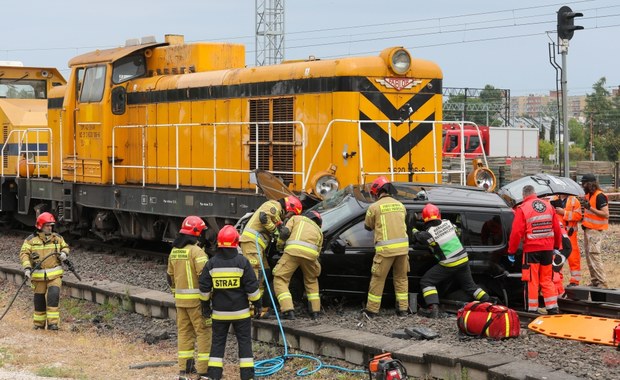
[367,353,407,380]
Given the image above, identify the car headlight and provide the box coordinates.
[311,172,340,200]
[390,49,411,75]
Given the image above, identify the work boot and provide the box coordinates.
[176,371,191,380]
[47,324,59,331]
[33,325,45,330]
[282,310,296,320]
[546,307,560,315]
[362,309,378,319]
[395,309,408,317]
[418,304,440,319]
[310,312,320,320]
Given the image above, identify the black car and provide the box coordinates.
[249,172,584,308]
[307,182,519,306]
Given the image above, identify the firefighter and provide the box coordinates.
[272,210,323,320]
[579,173,610,288]
[413,203,490,318]
[363,176,409,317]
[199,225,261,380]
[239,196,302,316]
[167,216,211,380]
[19,212,70,330]
[552,194,582,286]
[508,185,562,314]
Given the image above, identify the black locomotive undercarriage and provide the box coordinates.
[0,176,266,243]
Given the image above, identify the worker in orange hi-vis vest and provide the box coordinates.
[551,194,582,286]
[579,173,610,288]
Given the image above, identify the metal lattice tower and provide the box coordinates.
[255,0,285,66]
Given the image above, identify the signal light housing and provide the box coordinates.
[557,6,584,41]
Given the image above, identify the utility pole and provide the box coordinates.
[557,5,583,177]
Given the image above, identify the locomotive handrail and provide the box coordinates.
[111,121,306,190]
[305,119,478,188]
[0,128,52,178]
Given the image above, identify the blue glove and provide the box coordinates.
[507,255,515,263]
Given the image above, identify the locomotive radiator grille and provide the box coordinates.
[249,97,295,186]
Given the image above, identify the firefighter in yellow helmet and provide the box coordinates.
[19,212,70,330]
[239,195,302,316]
[167,216,211,380]
[363,177,409,317]
[200,225,261,380]
[273,210,324,320]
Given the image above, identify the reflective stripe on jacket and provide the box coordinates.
[19,232,69,281]
[279,215,323,260]
[582,189,608,231]
[240,200,283,246]
[426,219,468,267]
[167,244,208,307]
[364,195,408,257]
[199,249,260,321]
[508,195,562,254]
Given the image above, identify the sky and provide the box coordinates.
[2,0,618,97]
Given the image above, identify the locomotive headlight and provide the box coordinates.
[466,159,497,192]
[390,49,411,75]
[313,173,340,200]
[309,164,340,200]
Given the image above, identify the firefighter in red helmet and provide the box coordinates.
[200,225,261,380]
[412,203,490,318]
[239,195,302,317]
[273,210,324,320]
[19,212,70,330]
[167,216,211,380]
[363,176,409,317]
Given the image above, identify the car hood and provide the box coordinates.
[498,173,584,207]
[254,169,295,200]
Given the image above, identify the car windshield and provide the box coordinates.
[308,185,367,231]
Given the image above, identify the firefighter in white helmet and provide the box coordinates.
[19,212,70,330]
[167,216,211,380]
[272,210,324,320]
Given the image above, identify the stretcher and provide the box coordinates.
[528,314,620,346]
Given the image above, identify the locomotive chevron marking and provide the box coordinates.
[360,112,435,161]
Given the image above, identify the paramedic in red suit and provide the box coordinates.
[508,185,562,314]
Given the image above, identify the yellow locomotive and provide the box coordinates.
[3,35,444,241]
[0,63,65,179]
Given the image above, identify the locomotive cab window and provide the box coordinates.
[0,79,47,99]
[112,54,146,84]
[79,65,106,103]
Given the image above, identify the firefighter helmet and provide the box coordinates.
[284,196,303,215]
[35,212,56,230]
[217,225,240,248]
[305,210,322,228]
[422,203,441,222]
[179,216,206,237]
[370,176,389,197]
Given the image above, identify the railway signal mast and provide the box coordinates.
[557,5,583,177]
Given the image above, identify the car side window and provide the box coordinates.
[466,212,505,247]
[338,220,374,248]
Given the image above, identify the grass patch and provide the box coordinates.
[0,347,13,367]
[62,298,94,320]
[36,365,74,378]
